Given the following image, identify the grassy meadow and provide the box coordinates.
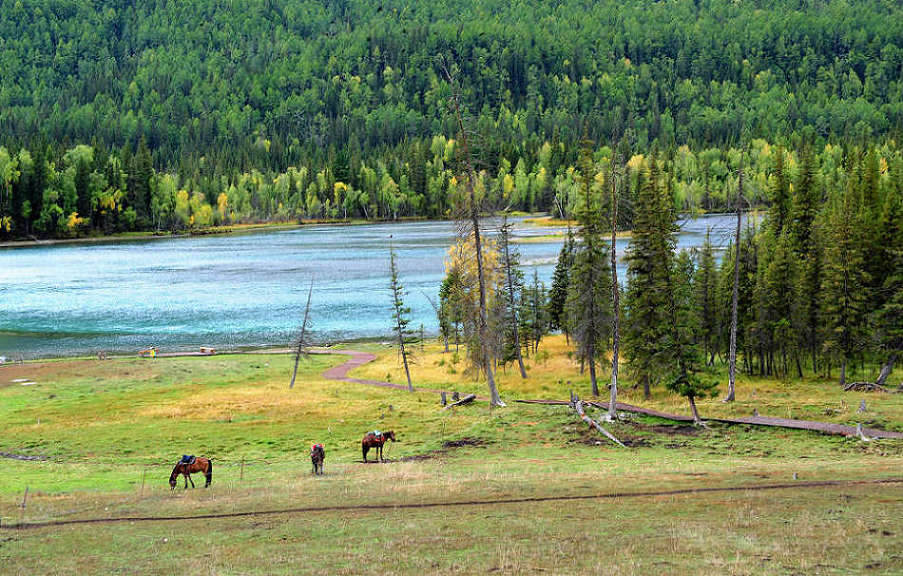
[1,336,902,574]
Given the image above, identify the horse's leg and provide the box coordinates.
[188,474,195,488]
[183,474,188,489]
[362,445,368,462]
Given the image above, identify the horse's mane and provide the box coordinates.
[169,462,182,481]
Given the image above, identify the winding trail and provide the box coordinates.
[3,477,900,530]
[311,348,487,400]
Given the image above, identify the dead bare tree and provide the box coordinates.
[289,281,314,389]
[441,57,504,407]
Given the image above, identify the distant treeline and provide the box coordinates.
[1,138,901,240]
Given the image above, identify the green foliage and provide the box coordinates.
[547,227,575,332]
[2,0,903,238]
[624,157,675,396]
[565,142,612,395]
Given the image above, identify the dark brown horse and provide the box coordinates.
[361,430,396,462]
[169,457,213,489]
[310,444,325,475]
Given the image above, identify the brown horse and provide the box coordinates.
[310,444,325,475]
[361,431,396,462]
[169,457,213,489]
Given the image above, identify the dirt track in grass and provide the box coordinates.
[4,477,900,530]
[314,349,488,400]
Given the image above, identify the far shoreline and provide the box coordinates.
[0,213,566,250]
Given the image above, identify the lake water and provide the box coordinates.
[0,214,744,359]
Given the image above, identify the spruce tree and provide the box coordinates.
[625,156,675,398]
[566,140,612,396]
[548,227,575,339]
[389,244,416,391]
[873,176,903,386]
[769,147,791,235]
[694,229,718,366]
[498,216,527,378]
[664,249,718,423]
[821,181,870,386]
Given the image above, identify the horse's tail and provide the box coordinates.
[205,459,213,487]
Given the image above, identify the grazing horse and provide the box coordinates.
[310,444,325,475]
[169,456,213,489]
[361,430,396,462]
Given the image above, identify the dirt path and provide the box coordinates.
[4,477,900,530]
[517,399,903,440]
[312,349,486,400]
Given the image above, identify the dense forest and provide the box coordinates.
[2,0,903,238]
[438,142,902,400]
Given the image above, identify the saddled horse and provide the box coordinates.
[361,430,396,462]
[310,444,325,475]
[169,456,213,489]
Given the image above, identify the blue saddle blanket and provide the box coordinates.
[180,455,196,465]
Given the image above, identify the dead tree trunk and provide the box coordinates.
[570,392,625,447]
[443,393,477,410]
[443,60,503,406]
[876,352,898,388]
[289,281,314,389]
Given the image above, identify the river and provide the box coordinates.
[0,214,745,359]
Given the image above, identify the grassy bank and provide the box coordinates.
[1,338,901,573]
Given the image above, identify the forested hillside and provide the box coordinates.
[1,0,903,237]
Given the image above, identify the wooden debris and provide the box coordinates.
[443,393,476,410]
[516,398,903,440]
[844,381,887,393]
[569,392,626,447]
[858,399,867,413]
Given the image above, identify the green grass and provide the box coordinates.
[1,342,902,574]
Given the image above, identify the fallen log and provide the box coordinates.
[443,393,476,410]
[844,381,887,393]
[516,398,903,440]
[569,393,625,447]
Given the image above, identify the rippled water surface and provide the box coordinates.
[0,215,742,358]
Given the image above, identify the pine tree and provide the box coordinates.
[763,232,797,379]
[499,216,527,378]
[821,181,870,386]
[768,148,791,236]
[521,270,548,356]
[625,156,674,398]
[565,141,612,396]
[548,227,575,339]
[873,175,903,386]
[389,244,416,391]
[664,249,717,423]
[694,229,718,367]
[438,268,463,352]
